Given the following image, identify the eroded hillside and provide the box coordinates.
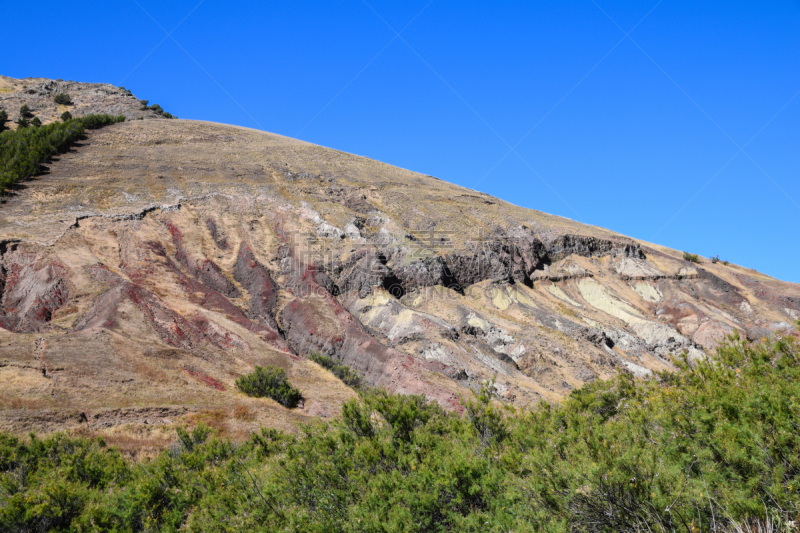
[1,77,798,449]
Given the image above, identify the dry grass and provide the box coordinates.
[724,515,793,533]
[233,403,254,421]
[72,424,177,460]
[556,302,580,319]
[131,360,172,384]
[0,396,50,410]
[186,409,229,434]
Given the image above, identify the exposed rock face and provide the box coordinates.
[1,75,799,435]
[0,245,70,332]
[546,234,644,262]
[233,242,282,332]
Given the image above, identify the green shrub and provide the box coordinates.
[0,432,129,532]
[54,93,72,105]
[308,352,363,389]
[711,255,719,263]
[61,111,72,122]
[235,366,303,408]
[30,117,41,127]
[19,105,33,118]
[0,110,7,131]
[683,251,700,263]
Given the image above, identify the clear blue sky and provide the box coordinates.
[4,1,799,282]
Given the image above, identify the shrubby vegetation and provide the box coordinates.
[236,365,304,408]
[0,110,7,131]
[683,251,700,263]
[54,93,72,105]
[1,332,800,531]
[78,114,126,130]
[139,99,177,119]
[308,352,364,389]
[0,114,125,193]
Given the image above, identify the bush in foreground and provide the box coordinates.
[1,332,800,531]
[236,365,303,408]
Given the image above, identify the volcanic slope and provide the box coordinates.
[1,77,799,443]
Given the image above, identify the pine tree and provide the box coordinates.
[30,117,42,127]
[0,110,7,131]
[19,105,33,118]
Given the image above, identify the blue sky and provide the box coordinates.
[4,0,799,282]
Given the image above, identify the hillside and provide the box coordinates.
[1,75,799,449]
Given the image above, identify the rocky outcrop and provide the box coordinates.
[167,221,240,298]
[233,242,282,332]
[324,229,649,299]
[0,243,70,332]
[546,235,644,261]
